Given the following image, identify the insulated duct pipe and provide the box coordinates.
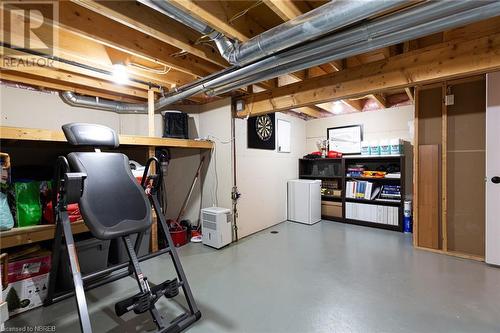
[60,91,149,113]
[154,0,500,106]
[138,0,406,66]
[211,0,500,95]
[61,1,500,112]
[137,0,235,60]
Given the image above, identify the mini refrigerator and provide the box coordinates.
[287,179,321,225]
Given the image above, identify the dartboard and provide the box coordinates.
[255,115,273,141]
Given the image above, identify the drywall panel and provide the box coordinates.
[418,87,442,145]
[0,84,205,226]
[198,98,233,211]
[236,112,307,238]
[447,78,486,256]
[0,85,119,130]
[418,145,441,249]
[305,105,414,152]
[486,71,500,265]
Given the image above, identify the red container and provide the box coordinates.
[170,227,188,247]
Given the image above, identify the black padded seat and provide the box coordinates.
[67,152,151,240]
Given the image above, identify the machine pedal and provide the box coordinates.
[162,278,179,299]
[115,292,152,316]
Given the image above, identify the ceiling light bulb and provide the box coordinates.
[112,64,129,84]
[332,101,343,114]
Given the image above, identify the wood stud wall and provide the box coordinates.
[414,76,486,261]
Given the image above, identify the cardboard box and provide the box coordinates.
[3,253,51,316]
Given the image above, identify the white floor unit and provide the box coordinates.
[201,207,232,249]
[287,179,321,225]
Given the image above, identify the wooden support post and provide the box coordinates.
[441,83,448,251]
[413,87,419,247]
[148,89,155,137]
[147,89,159,253]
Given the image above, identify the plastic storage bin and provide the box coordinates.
[369,141,380,155]
[108,229,151,265]
[360,141,370,155]
[390,138,403,155]
[57,236,110,291]
[380,139,391,155]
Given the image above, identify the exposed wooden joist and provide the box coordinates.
[342,99,365,112]
[371,94,387,109]
[0,6,195,87]
[262,0,302,20]
[0,64,149,99]
[168,0,250,41]
[405,87,415,102]
[294,106,323,118]
[238,33,500,117]
[57,2,221,77]
[262,1,342,81]
[0,72,146,103]
[70,0,227,67]
[1,47,159,92]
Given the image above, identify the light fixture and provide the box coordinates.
[332,101,343,114]
[111,63,129,84]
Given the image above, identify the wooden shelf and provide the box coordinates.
[0,220,89,250]
[345,176,401,181]
[344,218,402,232]
[343,154,403,159]
[299,175,342,179]
[0,126,213,149]
[345,197,401,207]
[321,195,342,202]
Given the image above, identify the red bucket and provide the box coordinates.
[170,227,188,247]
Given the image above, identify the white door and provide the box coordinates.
[486,72,500,265]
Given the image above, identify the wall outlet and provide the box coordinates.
[445,94,455,106]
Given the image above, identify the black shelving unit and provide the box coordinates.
[343,155,405,232]
[298,155,406,232]
[298,158,344,220]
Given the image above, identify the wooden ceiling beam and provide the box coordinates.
[57,2,221,77]
[0,48,160,92]
[405,87,415,102]
[370,94,387,109]
[168,0,250,41]
[1,72,147,103]
[238,32,500,117]
[342,99,366,112]
[1,64,149,99]
[262,0,302,20]
[262,1,341,80]
[0,6,196,87]
[70,0,227,67]
[294,106,323,118]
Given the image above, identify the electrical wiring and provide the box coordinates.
[206,135,234,207]
[129,62,172,75]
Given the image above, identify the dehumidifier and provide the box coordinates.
[201,207,232,249]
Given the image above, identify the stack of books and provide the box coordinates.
[345,181,380,200]
[377,185,401,202]
[346,166,365,177]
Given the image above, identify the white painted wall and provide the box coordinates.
[306,105,415,152]
[486,72,500,265]
[198,98,233,211]
[2,85,413,240]
[235,112,307,237]
[0,84,204,224]
[1,85,120,130]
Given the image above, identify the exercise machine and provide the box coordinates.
[44,123,201,333]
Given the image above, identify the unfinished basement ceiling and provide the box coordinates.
[1,1,499,119]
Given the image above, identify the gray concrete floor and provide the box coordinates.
[6,221,500,333]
